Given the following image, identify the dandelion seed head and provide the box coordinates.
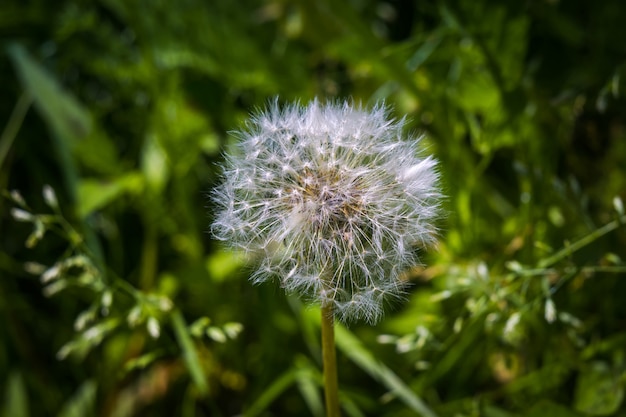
[212,99,442,323]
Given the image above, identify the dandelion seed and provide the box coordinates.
[212,99,442,323]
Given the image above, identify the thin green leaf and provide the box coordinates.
[538,215,626,268]
[294,357,324,417]
[77,173,143,219]
[406,30,445,71]
[8,44,92,144]
[3,372,29,417]
[340,398,367,417]
[57,381,97,417]
[171,310,209,396]
[244,368,299,417]
[574,361,624,415]
[0,92,32,171]
[7,47,105,267]
[335,325,438,417]
[123,350,165,373]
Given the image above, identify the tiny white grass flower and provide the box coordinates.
[42,280,67,297]
[157,296,173,312]
[11,208,33,222]
[544,298,557,323]
[42,184,59,209]
[101,291,113,309]
[212,99,442,323]
[41,263,61,283]
[10,190,26,206]
[147,317,161,339]
[376,334,397,344]
[56,343,73,361]
[503,312,521,340]
[24,262,46,275]
[101,290,113,316]
[223,322,244,339]
[207,327,227,343]
[84,325,101,341]
[614,196,624,216]
[127,305,142,326]
[74,309,95,331]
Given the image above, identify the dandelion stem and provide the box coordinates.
[321,302,341,417]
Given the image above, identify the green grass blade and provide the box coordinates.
[3,372,29,417]
[171,309,209,396]
[244,368,298,417]
[57,381,96,417]
[335,325,438,417]
[538,215,626,268]
[7,44,92,146]
[0,92,31,171]
[294,357,324,417]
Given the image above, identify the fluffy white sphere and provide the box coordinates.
[212,99,441,323]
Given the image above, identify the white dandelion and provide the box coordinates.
[212,99,441,324]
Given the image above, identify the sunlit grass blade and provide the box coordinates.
[7,43,87,203]
[335,325,438,417]
[294,357,325,417]
[3,372,29,417]
[57,380,97,417]
[171,309,209,396]
[538,215,626,268]
[243,368,299,417]
[0,92,32,170]
[7,44,92,145]
[341,398,367,417]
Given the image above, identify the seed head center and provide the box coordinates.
[284,167,364,231]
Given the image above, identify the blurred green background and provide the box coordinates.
[1,0,626,416]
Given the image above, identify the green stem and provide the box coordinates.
[0,91,32,171]
[139,221,158,290]
[538,214,626,269]
[321,302,341,417]
[171,310,209,396]
[517,265,626,277]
